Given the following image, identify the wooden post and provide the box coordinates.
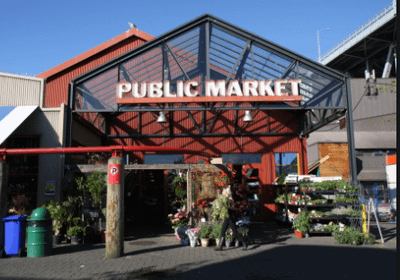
[0,161,9,249]
[105,157,125,259]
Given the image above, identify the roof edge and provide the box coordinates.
[1,72,44,82]
[36,27,154,79]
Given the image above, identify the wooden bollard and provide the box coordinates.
[105,157,124,259]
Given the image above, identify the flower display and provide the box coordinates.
[187,227,200,238]
[168,209,189,229]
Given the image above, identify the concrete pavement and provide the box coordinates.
[0,222,396,280]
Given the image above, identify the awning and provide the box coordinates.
[0,106,38,145]
[356,155,387,182]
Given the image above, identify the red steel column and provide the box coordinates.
[105,156,125,259]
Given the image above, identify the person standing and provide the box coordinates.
[215,183,250,251]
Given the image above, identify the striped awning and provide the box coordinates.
[0,106,38,145]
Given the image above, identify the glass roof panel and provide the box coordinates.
[166,27,200,80]
[75,67,119,110]
[73,15,347,112]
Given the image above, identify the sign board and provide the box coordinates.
[116,79,303,104]
[45,181,56,196]
[108,164,121,184]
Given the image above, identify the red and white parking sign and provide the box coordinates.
[108,164,121,184]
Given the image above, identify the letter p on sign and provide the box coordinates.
[108,164,121,184]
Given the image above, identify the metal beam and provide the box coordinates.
[343,41,393,73]
[382,44,394,78]
[300,109,346,137]
[165,43,190,81]
[107,132,299,138]
[226,40,251,81]
[345,79,358,186]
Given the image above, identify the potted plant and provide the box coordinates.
[76,171,107,242]
[210,221,223,246]
[198,224,212,247]
[225,228,234,247]
[67,217,86,244]
[42,200,68,244]
[235,227,247,247]
[292,212,311,238]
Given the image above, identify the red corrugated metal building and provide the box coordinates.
[35,14,351,222]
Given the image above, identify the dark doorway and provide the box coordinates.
[125,170,166,226]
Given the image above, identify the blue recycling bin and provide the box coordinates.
[3,215,27,257]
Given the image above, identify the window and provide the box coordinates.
[275,153,298,177]
[222,154,262,164]
[144,154,185,164]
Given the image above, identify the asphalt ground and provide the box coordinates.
[0,221,397,280]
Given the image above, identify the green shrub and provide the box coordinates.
[210,221,223,239]
[198,224,212,239]
[292,212,311,234]
[67,226,85,236]
[332,225,376,246]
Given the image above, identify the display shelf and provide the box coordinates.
[274,179,362,236]
[5,136,40,214]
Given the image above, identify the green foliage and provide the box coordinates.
[76,172,107,207]
[172,176,187,199]
[274,194,288,203]
[309,199,327,204]
[332,226,375,246]
[210,221,223,239]
[292,212,311,234]
[376,79,396,94]
[211,194,230,221]
[277,174,287,185]
[198,224,212,239]
[62,196,80,226]
[300,180,358,193]
[41,200,68,235]
[333,196,358,204]
[67,226,85,236]
[225,228,234,241]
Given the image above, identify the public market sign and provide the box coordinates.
[116,79,302,104]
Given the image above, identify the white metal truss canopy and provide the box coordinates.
[67,14,358,184]
[69,14,350,134]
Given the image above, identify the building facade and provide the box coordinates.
[1,15,354,223]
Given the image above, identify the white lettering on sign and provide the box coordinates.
[117,79,302,99]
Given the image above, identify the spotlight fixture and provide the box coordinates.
[157,112,168,123]
[243,111,253,122]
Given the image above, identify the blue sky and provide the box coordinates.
[0,0,393,76]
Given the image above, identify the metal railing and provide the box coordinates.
[320,1,396,63]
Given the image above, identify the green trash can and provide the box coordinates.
[26,208,52,257]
